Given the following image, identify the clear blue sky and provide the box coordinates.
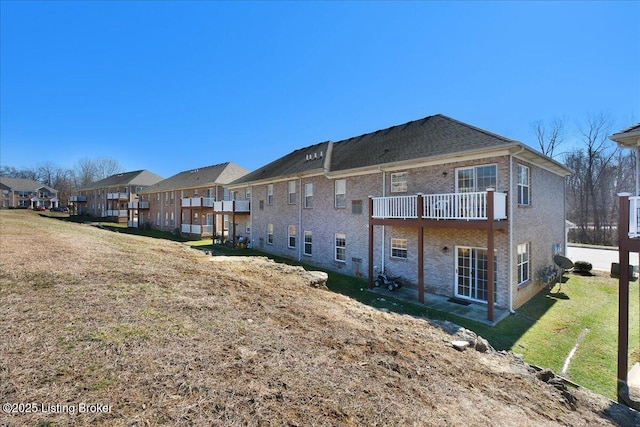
[1,1,639,178]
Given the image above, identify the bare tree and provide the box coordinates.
[531,117,567,158]
[565,113,617,245]
[74,157,122,187]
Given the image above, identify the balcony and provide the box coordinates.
[181,224,214,236]
[628,196,640,238]
[181,197,214,207]
[371,191,507,221]
[213,200,250,212]
[69,195,87,202]
[105,209,128,218]
[107,192,129,200]
[128,201,149,209]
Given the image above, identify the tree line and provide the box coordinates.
[1,113,638,246]
[533,113,636,246]
[0,157,122,207]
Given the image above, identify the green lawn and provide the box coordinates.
[59,220,638,401]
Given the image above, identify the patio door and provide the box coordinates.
[455,246,497,303]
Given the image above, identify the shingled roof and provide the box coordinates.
[329,114,515,172]
[140,162,249,193]
[231,114,569,186]
[80,170,164,191]
[232,142,330,184]
[610,123,640,148]
[0,177,57,193]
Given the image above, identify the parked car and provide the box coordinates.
[33,206,46,211]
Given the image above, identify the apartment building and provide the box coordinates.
[0,177,59,209]
[137,162,249,239]
[70,170,163,224]
[229,114,572,320]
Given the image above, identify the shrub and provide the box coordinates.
[574,261,593,274]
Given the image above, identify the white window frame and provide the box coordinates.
[391,238,408,259]
[335,179,346,208]
[390,172,408,193]
[267,184,274,206]
[288,225,296,248]
[517,164,530,206]
[335,233,346,262]
[245,187,251,200]
[304,183,313,208]
[304,231,312,256]
[517,243,530,285]
[267,224,274,245]
[455,164,498,192]
[288,181,296,205]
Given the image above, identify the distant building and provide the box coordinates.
[70,170,163,225]
[137,162,249,239]
[0,177,59,209]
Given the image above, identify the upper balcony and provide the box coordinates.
[181,197,214,208]
[371,191,507,224]
[69,195,87,202]
[107,192,129,200]
[213,200,250,212]
[128,201,150,209]
[105,209,128,218]
[628,196,640,239]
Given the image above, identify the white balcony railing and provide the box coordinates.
[107,192,129,200]
[212,200,251,212]
[629,196,640,238]
[128,201,149,209]
[105,209,129,218]
[372,191,507,221]
[181,224,205,235]
[69,195,87,202]
[128,219,139,228]
[202,225,213,235]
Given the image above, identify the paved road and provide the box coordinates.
[566,245,639,271]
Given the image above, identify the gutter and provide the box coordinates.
[509,145,526,314]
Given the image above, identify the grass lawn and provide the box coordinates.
[50,217,640,401]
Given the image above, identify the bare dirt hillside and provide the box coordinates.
[1,210,638,426]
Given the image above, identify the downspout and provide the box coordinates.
[249,185,254,248]
[509,146,525,314]
[381,169,386,273]
[298,176,302,262]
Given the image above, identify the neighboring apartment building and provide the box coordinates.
[0,177,59,209]
[70,170,163,225]
[137,162,249,239]
[229,114,572,321]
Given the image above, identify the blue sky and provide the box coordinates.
[1,1,639,178]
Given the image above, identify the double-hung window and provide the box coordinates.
[267,184,274,205]
[288,225,296,248]
[304,231,312,256]
[335,233,346,262]
[391,172,408,193]
[391,238,408,259]
[288,181,296,204]
[517,243,530,285]
[267,224,274,245]
[335,179,346,208]
[456,164,497,192]
[304,183,313,208]
[517,165,530,206]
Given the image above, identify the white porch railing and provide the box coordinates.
[69,195,87,202]
[212,200,251,212]
[202,225,213,235]
[371,191,507,220]
[128,219,139,228]
[181,224,203,234]
[629,196,640,238]
[128,201,149,209]
[107,192,129,200]
[105,209,128,218]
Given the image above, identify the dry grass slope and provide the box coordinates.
[1,210,638,426]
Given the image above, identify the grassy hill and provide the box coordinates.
[1,209,638,426]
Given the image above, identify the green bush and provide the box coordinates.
[574,261,593,274]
